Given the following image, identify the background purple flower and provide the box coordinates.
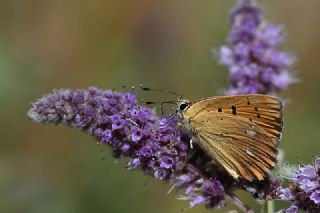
[279,157,320,212]
[218,0,295,95]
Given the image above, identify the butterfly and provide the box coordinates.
[176,94,283,181]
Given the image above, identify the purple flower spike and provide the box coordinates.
[218,0,295,95]
[27,87,225,209]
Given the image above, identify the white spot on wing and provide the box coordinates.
[246,149,255,157]
[245,129,257,137]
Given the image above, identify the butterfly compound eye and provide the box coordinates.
[179,103,188,111]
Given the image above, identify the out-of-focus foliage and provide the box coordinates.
[1,0,320,212]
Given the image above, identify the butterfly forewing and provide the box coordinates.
[183,94,283,181]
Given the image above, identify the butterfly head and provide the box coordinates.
[177,99,191,114]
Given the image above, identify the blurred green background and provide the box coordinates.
[1,0,319,212]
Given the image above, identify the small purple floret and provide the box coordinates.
[280,188,294,200]
[131,126,144,142]
[286,205,298,213]
[160,156,175,169]
[310,190,320,204]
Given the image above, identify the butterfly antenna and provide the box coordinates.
[146,100,178,116]
[140,85,183,99]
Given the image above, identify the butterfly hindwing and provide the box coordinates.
[196,114,278,180]
[183,94,283,181]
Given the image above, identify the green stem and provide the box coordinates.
[267,200,274,213]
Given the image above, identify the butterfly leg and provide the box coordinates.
[185,136,198,162]
[127,118,139,127]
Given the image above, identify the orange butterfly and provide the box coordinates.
[176,94,283,181]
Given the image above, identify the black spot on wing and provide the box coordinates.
[231,105,237,115]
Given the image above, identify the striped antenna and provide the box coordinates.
[139,85,183,99]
